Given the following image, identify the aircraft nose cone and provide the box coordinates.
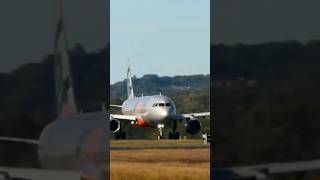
[158,109,169,119]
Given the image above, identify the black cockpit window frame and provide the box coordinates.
[153,103,171,107]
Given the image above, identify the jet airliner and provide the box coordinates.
[110,66,210,139]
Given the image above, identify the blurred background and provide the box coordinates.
[0,0,108,167]
[212,0,320,175]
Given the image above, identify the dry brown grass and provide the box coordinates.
[110,148,210,180]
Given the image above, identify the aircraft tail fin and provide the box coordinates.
[127,65,135,99]
[54,0,78,118]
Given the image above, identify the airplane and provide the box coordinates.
[0,0,108,179]
[110,66,210,139]
[214,159,320,180]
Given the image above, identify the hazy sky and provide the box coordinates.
[110,0,210,83]
[0,0,106,73]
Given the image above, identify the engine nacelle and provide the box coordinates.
[186,118,201,135]
[110,118,120,133]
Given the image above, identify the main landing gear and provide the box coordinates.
[169,120,180,140]
[115,131,126,139]
[115,126,126,139]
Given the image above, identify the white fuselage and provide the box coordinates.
[121,95,176,126]
[38,112,108,177]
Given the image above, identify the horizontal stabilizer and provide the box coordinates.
[0,167,82,180]
[0,137,39,145]
[215,159,320,179]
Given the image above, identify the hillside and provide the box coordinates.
[110,74,209,99]
[213,40,320,167]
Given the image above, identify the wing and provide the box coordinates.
[110,114,136,121]
[0,138,93,180]
[175,112,210,120]
[0,167,82,180]
[215,160,320,180]
[0,137,39,145]
[110,105,123,108]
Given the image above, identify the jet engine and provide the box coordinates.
[110,118,120,133]
[186,118,201,135]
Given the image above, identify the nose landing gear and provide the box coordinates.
[157,124,164,140]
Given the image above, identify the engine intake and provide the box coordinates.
[186,118,201,135]
[110,118,120,133]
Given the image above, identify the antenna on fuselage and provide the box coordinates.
[159,92,162,96]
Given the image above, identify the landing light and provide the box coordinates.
[157,124,164,128]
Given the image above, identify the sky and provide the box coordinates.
[0,0,106,73]
[110,0,210,84]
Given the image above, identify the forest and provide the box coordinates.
[213,40,320,167]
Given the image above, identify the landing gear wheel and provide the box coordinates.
[174,132,180,139]
[169,132,180,139]
[169,132,174,139]
[120,132,126,139]
[169,119,179,140]
[115,131,126,139]
[115,133,120,140]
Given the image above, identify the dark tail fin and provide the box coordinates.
[54,0,78,118]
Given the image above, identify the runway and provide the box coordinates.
[110,139,210,150]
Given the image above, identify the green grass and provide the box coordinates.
[110,139,205,146]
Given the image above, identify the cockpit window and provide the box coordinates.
[153,102,171,107]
